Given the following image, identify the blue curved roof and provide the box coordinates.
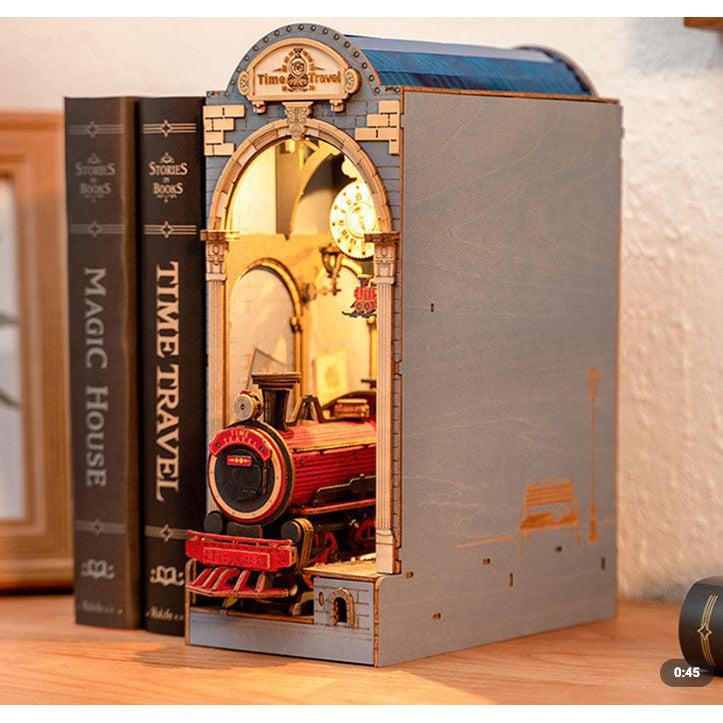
[349,36,593,96]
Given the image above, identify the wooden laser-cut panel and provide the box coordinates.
[377,91,622,665]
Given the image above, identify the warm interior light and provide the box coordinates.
[328,180,378,260]
[320,242,341,276]
[225,139,376,406]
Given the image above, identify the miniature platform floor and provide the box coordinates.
[1,596,720,703]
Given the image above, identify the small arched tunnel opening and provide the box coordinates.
[329,588,355,627]
[333,595,348,625]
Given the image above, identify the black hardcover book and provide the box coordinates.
[679,576,723,674]
[139,97,206,635]
[65,97,141,628]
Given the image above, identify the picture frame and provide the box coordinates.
[0,112,72,590]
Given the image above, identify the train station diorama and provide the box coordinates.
[185,23,622,666]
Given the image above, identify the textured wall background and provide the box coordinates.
[0,17,720,602]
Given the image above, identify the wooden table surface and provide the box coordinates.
[0,595,720,704]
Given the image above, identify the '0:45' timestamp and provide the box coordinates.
[660,659,713,687]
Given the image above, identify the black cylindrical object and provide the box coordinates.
[204,510,224,535]
[679,576,723,674]
[251,372,301,431]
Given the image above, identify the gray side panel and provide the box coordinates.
[378,91,621,666]
[189,578,375,665]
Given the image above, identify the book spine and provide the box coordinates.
[138,98,206,635]
[65,97,141,628]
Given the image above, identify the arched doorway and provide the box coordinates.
[202,116,397,574]
[216,127,388,421]
[207,118,392,233]
[228,262,300,412]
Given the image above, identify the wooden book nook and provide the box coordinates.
[186,24,622,666]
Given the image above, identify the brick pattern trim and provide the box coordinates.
[206,118,393,233]
[354,100,401,155]
[203,105,247,156]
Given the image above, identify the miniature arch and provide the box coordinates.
[206,115,397,573]
[286,141,341,236]
[233,257,303,319]
[207,118,393,233]
[329,587,355,627]
[227,258,304,394]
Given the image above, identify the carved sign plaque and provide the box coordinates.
[238,39,360,113]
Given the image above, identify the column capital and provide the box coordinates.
[202,229,238,281]
[201,228,239,243]
[369,232,399,284]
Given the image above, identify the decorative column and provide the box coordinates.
[201,229,237,441]
[370,232,399,574]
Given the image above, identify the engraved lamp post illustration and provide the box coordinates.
[587,365,601,542]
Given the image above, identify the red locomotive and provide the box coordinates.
[343,275,376,318]
[186,372,376,615]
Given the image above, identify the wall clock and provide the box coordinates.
[328,180,378,260]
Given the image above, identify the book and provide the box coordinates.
[138,97,207,635]
[65,96,141,628]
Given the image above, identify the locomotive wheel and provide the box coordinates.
[281,517,314,572]
[300,531,340,588]
[351,517,376,549]
[313,530,340,565]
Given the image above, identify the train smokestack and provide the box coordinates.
[251,372,301,431]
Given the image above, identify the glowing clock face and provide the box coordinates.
[329,180,379,260]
